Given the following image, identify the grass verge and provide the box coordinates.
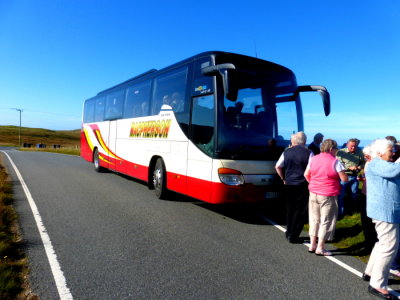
[0,156,37,300]
[18,147,80,156]
[333,213,371,263]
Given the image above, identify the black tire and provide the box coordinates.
[153,158,168,199]
[93,149,103,173]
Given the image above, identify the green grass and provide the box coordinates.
[0,156,30,299]
[333,213,371,263]
[0,125,80,148]
[19,147,80,156]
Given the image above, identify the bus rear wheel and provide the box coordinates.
[153,158,168,199]
[93,149,103,172]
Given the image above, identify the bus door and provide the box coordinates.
[105,90,125,172]
[92,96,110,170]
[187,95,215,202]
[107,120,118,172]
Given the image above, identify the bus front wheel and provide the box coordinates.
[153,158,168,199]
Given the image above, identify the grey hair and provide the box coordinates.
[292,131,307,145]
[369,139,394,159]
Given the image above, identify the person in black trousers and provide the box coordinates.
[276,132,313,243]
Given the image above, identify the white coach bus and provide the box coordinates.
[81,51,330,203]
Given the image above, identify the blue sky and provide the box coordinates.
[1,1,399,146]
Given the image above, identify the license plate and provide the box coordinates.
[265,192,279,199]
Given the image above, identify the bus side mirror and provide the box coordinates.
[202,63,238,101]
[296,85,331,116]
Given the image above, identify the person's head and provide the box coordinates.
[346,138,359,153]
[291,131,307,146]
[172,92,181,100]
[313,133,324,145]
[320,139,338,154]
[370,139,394,161]
[162,95,170,104]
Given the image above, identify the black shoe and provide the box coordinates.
[362,273,371,282]
[368,285,396,299]
[287,237,301,244]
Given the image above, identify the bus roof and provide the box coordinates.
[96,51,292,96]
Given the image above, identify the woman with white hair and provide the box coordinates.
[363,139,400,300]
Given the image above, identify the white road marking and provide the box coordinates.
[261,214,400,298]
[2,151,73,300]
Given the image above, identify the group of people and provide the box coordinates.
[275,132,400,299]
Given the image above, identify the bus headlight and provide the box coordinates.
[218,168,245,186]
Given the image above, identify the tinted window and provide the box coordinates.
[216,68,297,160]
[151,67,188,115]
[105,90,125,120]
[193,58,213,97]
[191,95,215,156]
[94,96,105,122]
[124,80,151,118]
[83,99,95,123]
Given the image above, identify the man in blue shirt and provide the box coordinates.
[336,138,365,217]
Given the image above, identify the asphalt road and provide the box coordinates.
[1,148,397,299]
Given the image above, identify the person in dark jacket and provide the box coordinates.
[308,133,324,155]
[276,132,313,243]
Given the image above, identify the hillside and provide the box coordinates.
[0,126,80,147]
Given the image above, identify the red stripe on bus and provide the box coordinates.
[80,130,92,162]
[80,145,274,203]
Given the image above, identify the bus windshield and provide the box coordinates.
[216,69,300,160]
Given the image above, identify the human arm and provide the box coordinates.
[304,165,311,183]
[275,166,285,184]
[275,153,285,183]
[338,171,348,182]
[335,160,348,182]
[369,158,400,179]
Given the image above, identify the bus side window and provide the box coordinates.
[105,90,124,120]
[151,67,188,115]
[83,98,95,123]
[94,96,105,122]
[124,80,151,118]
[191,95,215,155]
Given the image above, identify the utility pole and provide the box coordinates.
[13,108,23,146]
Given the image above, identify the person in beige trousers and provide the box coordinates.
[304,139,348,256]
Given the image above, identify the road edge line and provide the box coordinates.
[2,151,73,300]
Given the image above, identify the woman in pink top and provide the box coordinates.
[304,139,348,256]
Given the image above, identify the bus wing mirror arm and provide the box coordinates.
[202,63,238,101]
[294,85,331,116]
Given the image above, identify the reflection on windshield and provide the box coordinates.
[218,84,299,160]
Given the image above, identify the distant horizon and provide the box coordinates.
[0,124,81,131]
